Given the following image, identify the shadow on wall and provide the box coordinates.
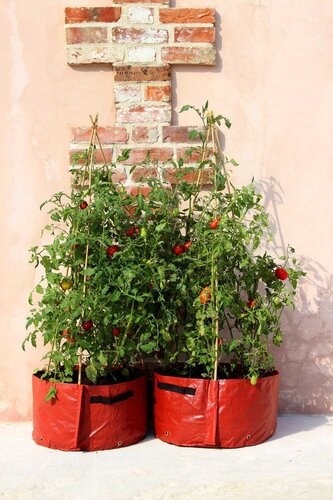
[258,177,333,414]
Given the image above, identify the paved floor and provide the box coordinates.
[0,415,332,500]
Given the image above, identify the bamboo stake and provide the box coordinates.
[78,114,98,385]
[210,123,220,381]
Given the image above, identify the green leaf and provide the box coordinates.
[229,159,239,167]
[156,222,167,232]
[45,385,57,402]
[82,268,95,276]
[98,353,108,365]
[180,105,190,113]
[86,364,98,384]
[117,149,131,162]
[189,130,199,140]
[185,148,194,156]
[35,284,44,294]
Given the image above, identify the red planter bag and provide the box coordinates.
[154,371,279,448]
[32,372,147,451]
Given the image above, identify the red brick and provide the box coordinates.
[114,65,171,82]
[112,28,168,44]
[114,0,168,3]
[159,8,215,24]
[70,148,113,165]
[118,148,173,164]
[116,105,171,124]
[72,169,126,188]
[131,167,158,182]
[110,170,127,183]
[175,27,215,43]
[65,7,122,23]
[129,187,152,197]
[66,28,108,45]
[72,127,128,144]
[161,46,215,65]
[164,167,214,185]
[132,126,159,143]
[162,126,204,143]
[145,85,171,102]
[176,147,204,164]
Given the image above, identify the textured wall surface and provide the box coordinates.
[0,0,332,420]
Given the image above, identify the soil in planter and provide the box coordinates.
[158,363,275,380]
[34,366,142,386]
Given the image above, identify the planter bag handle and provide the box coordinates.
[157,382,196,396]
[90,390,133,405]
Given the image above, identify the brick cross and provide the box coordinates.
[65,0,217,190]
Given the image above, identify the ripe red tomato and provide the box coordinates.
[210,217,221,230]
[184,241,192,251]
[72,243,79,250]
[247,299,256,308]
[126,227,135,237]
[200,287,211,304]
[82,319,93,331]
[107,245,119,257]
[274,268,289,280]
[173,244,185,255]
[80,201,88,210]
[112,328,121,337]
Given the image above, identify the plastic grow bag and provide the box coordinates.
[154,371,279,448]
[32,372,147,451]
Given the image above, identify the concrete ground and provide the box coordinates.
[0,415,332,500]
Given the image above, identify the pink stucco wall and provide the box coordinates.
[1,0,332,420]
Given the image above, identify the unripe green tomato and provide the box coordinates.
[171,208,179,217]
[140,227,147,240]
[61,278,73,291]
[250,375,258,385]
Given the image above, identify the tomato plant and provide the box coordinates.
[127,102,305,382]
[23,124,162,392]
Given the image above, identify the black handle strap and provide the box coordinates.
[157,381,196,396]
[90,390,133,405]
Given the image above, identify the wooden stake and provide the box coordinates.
[78,115,98,385]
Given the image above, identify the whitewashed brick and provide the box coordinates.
[114,84,142,103]
[116,105,171,124]
[127,6,154,24]
[67,45,124,65]
[127,47,156,64]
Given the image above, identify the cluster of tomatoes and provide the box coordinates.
[62,321,120,344]
[172,241,192,255]
[172,217,221,256]
[106,225,144,257]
